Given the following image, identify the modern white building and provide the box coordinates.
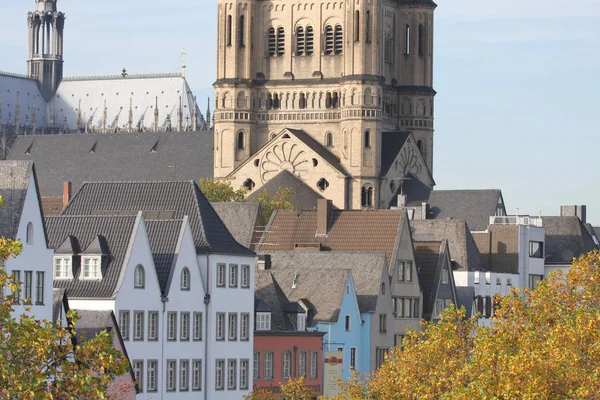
[47,181,255,399]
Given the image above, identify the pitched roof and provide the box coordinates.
[41,196,64,216]
[7,131,213,197]
[542,216,598,264]
[247,170,325,212]
[0,73,47,128]
[0,160,34,239]
[410,219,484,271]
[254,269,296,332]
[428,189,504,232]
[75,310,115,344]
[212,202,261,250]
[593,227,600,246]
[380,132,410,177]
[46,215,138,299]
[389,173,433,207]
[52,288,69,322]
[472,225,519,274]
[268,251,386,315]
[285,129,349,176]
[145,219,184,294]
[60,181,253,256]
[258,209,405,263]
[456,286,475,318]
[414,241,443,318]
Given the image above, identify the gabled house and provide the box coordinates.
[0,161,54,321]
[212,202,263,251]
[414,241,458,321]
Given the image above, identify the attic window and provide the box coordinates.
[82,256,102,280]
[256,312,271,331]
[297,313,306,331]
[54,256,73,280]
[282,133,291,139]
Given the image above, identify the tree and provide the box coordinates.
[0,195,131,399]
[333,250,600,399]
[244,376,315,400]
[255,187,295,225]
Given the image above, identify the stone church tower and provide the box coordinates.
[27,0,65,102]
[213,0,436,210]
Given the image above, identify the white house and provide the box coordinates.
[0,161,54,322]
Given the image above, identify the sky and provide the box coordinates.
[1,0,599,225]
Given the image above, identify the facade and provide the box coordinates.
[0,160,54,322]
[214,0,437,210]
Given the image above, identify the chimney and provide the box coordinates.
[560,205,587,223]
[421,202,430,220]
[63,181,72,208]
[316,199,332,237]
[398,194,407,207]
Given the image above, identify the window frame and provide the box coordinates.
[133,310,144,341]
[310,351,318,378]
[53,257,72,280]
[215,359,225,390]
[216,312,226,340]
[148,311,159,341]
[379,313,387,332]
[81,256,102,280]
[147,360,158,392]
[227,359,237,390]
[228,312,238,341]
[216,264,226,287]
[241,313,250,341]
[119,310,130,341]
[133,360,144,393]
[35,271,44,305]
[299,351,307,377]
[240,359,249,390]
[253,351,261,380]
[193,312,203,341]
[345,315,351,331]
[24,271,33,303]
[167,312,177,341]
[442,268,449,284]
[282,350,292,379]
[134,265,145,289]
[241,265,250,288]
[264,351,274,380]
[166,360,176,392]
[180,360,189,391]
[529,241,544,258]
[192,359,202,391]
[256,312,271,331]
[229,264,238,288]
[181,267,191,291]
[181,312,190,341]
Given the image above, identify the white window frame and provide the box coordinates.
[181,312,190,341]
[192,359,202,391]
[53,257,72,279]
[134,265,145,288]
[148,311,159,340]
[310,351,318,378]
[240,359,249,390]
[133,360,143,393]
[241,264,250,288]
[216,359,225,390]
[193,312,203,341]
[147,360,158,392]
[298,351,307,377]
[282,350,292,379]
[81,256,102,280]
[228,313,238,341]
[227,359,237,390]
[180,360,189,391]
[181,267,191,290]
[119,310,130,341]
[216,312,225,340]
[241,313,250,340]
[167,312,177,341]
[217,264,226,287]
[256,312,271,331]
[264,351,273,379]
[253,351,260,380]
[297,313,306,331]
[166,360,176,391]
[229,264,238,288]
[133,311,144,340]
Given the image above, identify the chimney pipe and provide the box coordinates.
[63,181,72,208]
[316,199,332,237]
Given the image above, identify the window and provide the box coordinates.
[166,360,176,391]
[241,313,250,340]
[192,360,202,391]
[434,299,444,318]
[381,282,386,295]
[376,347,389,369]
[217,264,226,287]
[193,312,203,341]
[133,360,143,393]
[306,26,314,55]
[119,311,130,340]
[413,299,420,318]
[350,348,357,369]
[181,267,190,290]
[229,264,238,287]
[180,360,189,391]
[297,313,306,331]
[405,24,411,55]
[147,360,158,392]
[310,351,318,378]
[54,257,72,279]
[24,271,32,302]
[379,313,387,332]
[226,14,232,46]
[264,351,274,379]
[296,26,305,55]
[148,311,159,340]
[277,27,285,56]
[361,186,374,208]
[241,265,250,288]
[395,334,405,348]
[133,311,144,340]
[334,24,343,54]
[529,241,544,258]
[474,271,480,284]
[256,312,271,331]
[364,130,371,148]
[354,10,360,41]
[240,359,249,389]
[227,359,237,390]
[35,271,44,305]
[26,222,33,244]
[216,312,225,340]
[268,27,276,56]
[216,360,225,390]
[253,351,261,380]
[229,313,238,341]
[345,315,351,331]
[168,312,177,340]
[418,24,424,55]
[12,270,21,303]
[134,265,145,288]
[295,350,306,377]
[442,268,449,284]
[282,350,292,379]
[181,312,190,341]
[82,257,101,280]
[239,15,245,47]
[398,261,413,282]
[237,131,245,150]
[325,132,333,147]
[365,10,371,42]
[324,25,334,55]
[529,274,543,289]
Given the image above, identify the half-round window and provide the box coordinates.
[181,267,191,291]
[134,265,145,289]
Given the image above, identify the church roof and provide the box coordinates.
[0,72,48,128]
[7,131,214,197]
[247,170,325,212]
[381,131,411,177]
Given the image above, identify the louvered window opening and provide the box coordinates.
[306,26,314,55]
[335,25,343,54]
[268,27,276,56]
[324,25,334,55]
[277,27,285,56]
[296,26,305,55]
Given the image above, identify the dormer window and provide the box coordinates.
[297,313,306,331]
[256,312,271,331]
[54,257,73,279]
[82,256,102,280]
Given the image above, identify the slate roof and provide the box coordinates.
[0,160,33,239]
[285,129,349,176]
[593,227,600,246]
[428,189,504,232]
[389,173,433,207]
[61,181,254,256]
[7,131,214,197]
[414,241,443,319]
[255,269,296,332]
[212,202,261,250]
[381,132,410,177]
[145,219,184,294]
[247,170,325,212]
[542,216,599,264]
[52,288,69,322]
[75,310,115,344]
[46,215,137,299]
[456,286,475,318]
[410,219,484,271]
[258,209,405,263]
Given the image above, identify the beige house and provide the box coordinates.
[213,0,437,210]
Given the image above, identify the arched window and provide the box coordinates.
[181,267,190,290]
[364,88,373,106]
[227,15,233,46]
[237,131,245,149]
[418,24,424,55]
[237,92,247,108]
[26,222,34,245]
[354,11,360,41]
[306,26,314,55]
[324,25,334,55]
[325,132,333,147]
[222,92,229,109]
[273,93,280,109]
[244,178,256,190]
[325,92,333,109]
[405,25,411,55]
[361,186,374,207]
[417,139,424,155]
[296,26,305,55]
[332,92,339,108]
[368,187,374,207]
[267,93,273,109]
[277,27,285,56]
[239,15,245,47]
[364,130,371,148]
[334,25,343,54]
[268,27,276,56]
[366,11,371,43]
[134,265,145,289]
[299,93,306,109]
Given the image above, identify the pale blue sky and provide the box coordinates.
[1,0,599,225]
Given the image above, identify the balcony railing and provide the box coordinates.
[490,216,543,227]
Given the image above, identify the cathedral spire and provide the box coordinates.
[192,96,198,131]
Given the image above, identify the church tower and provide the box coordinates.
[214,0,436,210]
[27,0,65,102]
